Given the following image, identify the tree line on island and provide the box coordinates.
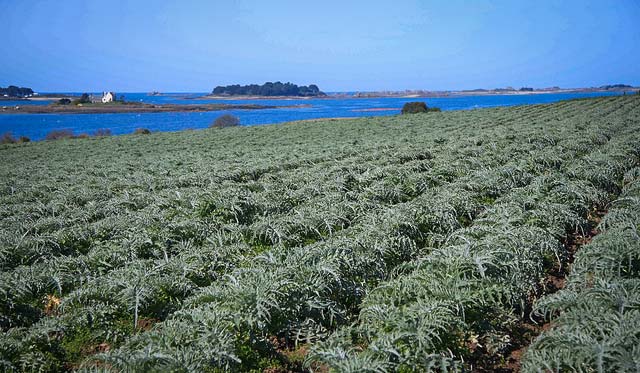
[0,86,34,98]
[212,82,326,97]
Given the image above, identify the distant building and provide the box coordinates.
[101,92,115,103]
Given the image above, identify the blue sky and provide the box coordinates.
[1,0,638,92]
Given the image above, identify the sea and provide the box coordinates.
[0,91,627,141]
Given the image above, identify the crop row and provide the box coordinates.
[304,122,640,371]
[522,166,640,372]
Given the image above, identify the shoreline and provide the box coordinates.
[0,102,309,115]
[0,94,79,102]
[1,95,630,142]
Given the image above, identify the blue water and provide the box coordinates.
[0,91,625,141]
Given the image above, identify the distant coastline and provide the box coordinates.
[194,85,638,100]
[346,85,639,99]
[3,84,637,104]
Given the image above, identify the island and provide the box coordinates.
[199,81,327,99]
[0,85,35,99]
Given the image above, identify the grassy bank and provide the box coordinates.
[0,95,639,371]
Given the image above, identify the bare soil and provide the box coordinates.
[475,208,605,372]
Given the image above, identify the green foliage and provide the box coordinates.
[212,81,325,97]
[0,95,639,371]
[522,166,640,372]
[0,85,34,98]
[400,102,440,114]
[211,114,241,128]
[77,93,91,104]
[401,101,428,114]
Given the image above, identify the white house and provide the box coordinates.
[101,92,115,103]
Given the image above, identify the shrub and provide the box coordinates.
[93,129,112,137]
[57,98,71,105]
[210,114,241,128]
[1,132,17,144]
[134,128,151,135]
[45,129,75,141]
[401,102,441,114]
[0,133,28,144]
[78,93,91,104]
[72,93,91,105]
[401,102,428,114]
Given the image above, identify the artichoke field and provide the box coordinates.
[1,95,639,372]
